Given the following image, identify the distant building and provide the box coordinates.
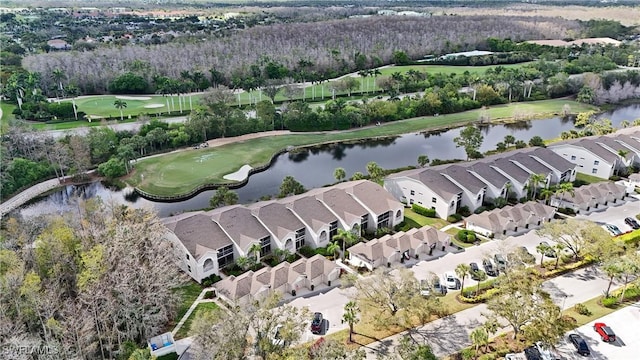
[47,39,71,50]
[525,38,621,47]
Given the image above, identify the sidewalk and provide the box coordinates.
[0,177,63,217]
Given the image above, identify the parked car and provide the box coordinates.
[483,258,497,276]
[421,276,447,296]
[272,324,285,346]
[523,346,542,360]
[310,312,324,334]
[625,217,640,230]
[568,333,590,356]
[535,342,556,360]
[603,224,622,236]
[469,262,485,280]
[517,246,536,264]
[539,241,556,258]
[443,272,459,289]
[593,322,616,342]
[494,254,507,271]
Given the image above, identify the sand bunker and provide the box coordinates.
[144,103,165,109]
[223,165,253,181]
[115,95,152,101]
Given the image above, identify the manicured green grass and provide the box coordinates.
[562,295,618,327]
[0,101,16,122]
[175,301,219,339]
[172,281,203,326]
[403,208,450,229]
[575,172,608,184]
[54,94,206,119]
[128,99,595,196]
[376,62,531,77]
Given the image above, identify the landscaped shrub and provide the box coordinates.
[394,221,412,232]
[474,206,488,214]
[201,274,222,287]
[456,229,477,243]
[574,303,592,316]
[447,214,463,222]
[457,206,471,217]
[478,354,498,360]
[557,207,576,215]
[298,245,316,258]
[411,203,436,218]
[602,297,618,308]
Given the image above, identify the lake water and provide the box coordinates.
[16,103,640,218]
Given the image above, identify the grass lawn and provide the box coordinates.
[0,101,16,122]
[175,301,220,339]
[67,94,205,119]
[403,208,450,229]
[575,172,608,185]
[129,99,595,196]
[562,295,617,327]
[172,281,203,328]
[377,62,531,77]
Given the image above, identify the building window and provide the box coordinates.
[319,231,328,243]
[477,193,482,200]
[409,199,414,204]
[295,228,305,249]
[395,210,401,219]
[361,214,369,231]
[450,201,455,207]
[570,155,576,160]
[431,197,437,203]
[594,160,599,165]
[410,190,415,195]
[329,221,338,239]
[203,258,214,272]
[592,168,597,174]
[377,211,390,229]
[431,206,435,210]
[187,265,191,272]
[259,236,271,257]
[186,254,190,260]
[217,245,234,268]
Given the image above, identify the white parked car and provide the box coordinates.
[443,272,459,290]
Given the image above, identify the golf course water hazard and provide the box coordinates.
[16,104,640,218]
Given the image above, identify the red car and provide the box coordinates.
[593,322,616,342]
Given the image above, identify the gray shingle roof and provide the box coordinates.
[596,137,634,159]
[249,202,305,240]
[571,138,618,163]
[338,180,402,215]
[281,195,338,232]
[527,147,575,172]
[413,169,463,200]
[508,152,553,175]
[463,162,509,189]
[162,212,233,260]
[209,206,270,251]
[316,188,367,225]
[614,134,640,153]
[439,165,487,194]
[490,158,531,183]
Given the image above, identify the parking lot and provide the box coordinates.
[575,196,640,234]
[554,302,640,360]
[288,286,354,341]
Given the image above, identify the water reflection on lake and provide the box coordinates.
[16,103,640,218]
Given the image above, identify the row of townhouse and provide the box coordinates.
[215,254,339,304]
[348,226,452,271]
[464,201,556,238]
[162,180,404,283]
[549,128,640,179]
[384,147,576,219]
[550,181,628,214]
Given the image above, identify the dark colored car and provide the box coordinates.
[625,217,640,230]
[568,334,590,356]
[594,322,616,342]
[470,262,480,273]
[539,241,556,258]
[310,312,323,334]
[524,346,542,360]
[469,262,485,280]
[494,254,507,271]
[483,259,497,276]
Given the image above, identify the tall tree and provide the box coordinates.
[366,161,385,182]
[417,155,429,168]
[453,125,484,160]
[279,176,305,198]
[343,300,360,343]
[332,227,360,260]
[536,219,609,260]
[209,186,238,208]
[455,263,471,293]
[113,99,127,121]
[334,167,346,182]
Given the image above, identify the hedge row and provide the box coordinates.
[411,203,436,218]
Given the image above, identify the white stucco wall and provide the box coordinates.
[384,178,455,219]
[550,145,614,179]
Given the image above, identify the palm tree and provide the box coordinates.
[334,167,346,183]
[235,256,251,270]
[474,270,487,296]
[343,301,360,343]
[503,135,516,147]
[417,155,430,168]
[209,186,238,208]
[327,241,340,260]
[470,328,489,356]
[455,263,471,293]
[620,120,631,128]
[51,68,66,98]
[333,227,360,260]
[553,243,565,268]
[528,173,547,200]
[248,242,263,263]
[540,188,554,205]
[114,99,127,121]
[602,259,623,298]
[536,242,552,267]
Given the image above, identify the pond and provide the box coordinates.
[16,103,640,218]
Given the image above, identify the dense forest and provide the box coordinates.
[22,15,582,94]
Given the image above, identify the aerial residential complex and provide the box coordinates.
[162,180,404,283]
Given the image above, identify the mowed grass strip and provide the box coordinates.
[128,99,595,196]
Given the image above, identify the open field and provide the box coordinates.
[67,95,203,119]
[0,102,16,122]
[175,301,219,339]
[376,62,530,77]
[127,99,595,196]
